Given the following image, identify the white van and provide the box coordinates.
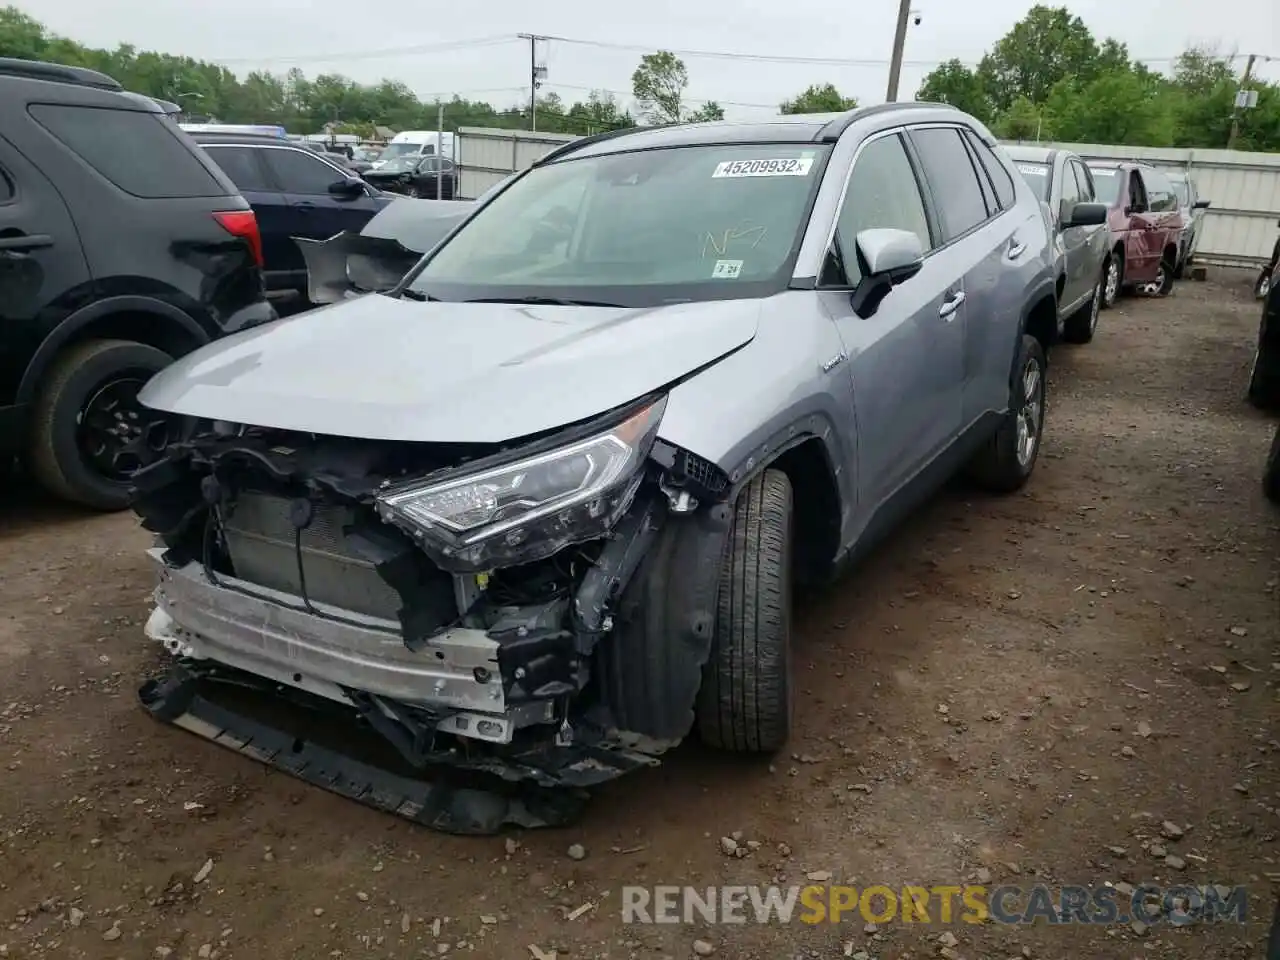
[372,131,455,168]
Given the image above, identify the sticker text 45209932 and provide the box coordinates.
[712,158,814,179]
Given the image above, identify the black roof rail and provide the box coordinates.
[0,56,122,91]
[815,100,959,142]
[531,126,644,166]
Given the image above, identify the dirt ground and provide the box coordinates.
[1,274,1277,960]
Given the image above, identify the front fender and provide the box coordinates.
[656,293,855,514]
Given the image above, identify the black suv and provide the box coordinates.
[189,132,391,297]
[0,58,273,510]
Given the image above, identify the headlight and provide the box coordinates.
[375,398,666,571]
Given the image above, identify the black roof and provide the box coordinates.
[0,56,122,91]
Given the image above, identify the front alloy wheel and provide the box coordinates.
[1015,357,1043,469]
[1102,257,1121,308]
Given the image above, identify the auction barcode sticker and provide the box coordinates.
[712,158,814,178]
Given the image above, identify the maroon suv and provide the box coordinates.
[1086,161,1185,306]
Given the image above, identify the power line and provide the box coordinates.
[213,35,518,66]
[546,81,778,111]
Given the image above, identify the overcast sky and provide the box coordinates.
[18,0,1280,118]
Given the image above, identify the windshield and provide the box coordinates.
[1088,168,1122,205]
[379,142,424,162]
[1170,180,1189,207]
[407,143,830,306]
[1012,161,1050,200]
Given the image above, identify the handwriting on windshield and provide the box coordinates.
[701,224,768,258]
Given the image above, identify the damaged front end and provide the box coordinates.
[132,396,732,828]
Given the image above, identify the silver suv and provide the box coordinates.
[132,104,1064,826]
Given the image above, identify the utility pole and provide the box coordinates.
[517,33,547,131]
[1226,53,1257,151]
[884,0,913,102]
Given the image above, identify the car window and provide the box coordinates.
[825,133,931,287]
[1088,168,1121,206]
[960,136,997,216]
[1144,170,1177,213]
[1059,159,1082,208]
[1011,161,1051,201]
[1128,171,1148,211]
[28,104,226,199]
[1170,180,1190,207]
[965,133,1017,210]
[0,168,13,203]
[417,158,441,173]
[411,143,830,304]
[263,148,345,195]
[203,145,273,192]
[909,126,990,240]
[1070,161,1094,202]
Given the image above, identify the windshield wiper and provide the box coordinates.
[399,289,433,301]
[462,295,625,308]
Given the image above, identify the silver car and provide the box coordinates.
[1004,144,1111,343]
[132,105,1065,827]
[1166,170,1211,278]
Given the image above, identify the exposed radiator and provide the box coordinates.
[221,493,402,620]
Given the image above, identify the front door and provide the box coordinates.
[261,146,380,249]
[1124,169,1160,283]
[816,130,964,517]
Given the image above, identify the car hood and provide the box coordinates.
[139,295,760,443]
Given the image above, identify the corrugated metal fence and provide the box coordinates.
[998,140,1278,267]
[455,126,1280,268]
[455,126,576,201]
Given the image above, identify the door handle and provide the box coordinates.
[295,201,315,211]
[1006,240,1026,260]
[0,233,53,251]
[939,290,965,320]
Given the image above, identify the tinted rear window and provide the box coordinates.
[28,104,227,199]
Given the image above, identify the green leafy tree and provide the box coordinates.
[915,60,991,123]
[779,83,857,115]
[976,5,1102,113]
[1045,69,1174,145]
[993,96,1050,141]
[631,51,688,124]
[686,101,725,122]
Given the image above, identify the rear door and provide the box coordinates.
[1142,168,1183,264]
[909,125,1023,428]
[200,144,292,286]
[0,133,90,409]
[260,146,380,247]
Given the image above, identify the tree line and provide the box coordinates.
[915,5,1279,150]
[3,4,1276,150]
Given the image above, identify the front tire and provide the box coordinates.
[27,338,174,510]
[696,470,794,754]
[1101,254,1122,309]
[966,334,1047,493]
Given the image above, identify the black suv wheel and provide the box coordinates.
[29,339,174,510]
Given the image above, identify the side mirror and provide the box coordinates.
[329,177,365,198]
[1062,201,1108,228]
[1192,200,1211,210]
[849,228,924,319]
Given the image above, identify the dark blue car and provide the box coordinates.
[191,132,391,298]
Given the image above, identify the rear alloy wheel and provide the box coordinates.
[1062,274,1102,344]
[1102,256,1122,308]
[1257,269,1273,301]
[966,334,1047,493]
[28,339,175,510]
[696,469,794,754]
[405,185,420,198]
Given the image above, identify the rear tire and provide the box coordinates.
[1265,424,1280,505]
[966,334,1047,493]
[27,338,174,510]
[1062,273,1102,344]
[695,470,794,754]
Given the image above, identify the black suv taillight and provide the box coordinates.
[213,210,264,269]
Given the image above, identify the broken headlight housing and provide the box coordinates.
[376,398,666,571]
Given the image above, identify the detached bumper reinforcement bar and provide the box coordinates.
[138,666,588,835]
